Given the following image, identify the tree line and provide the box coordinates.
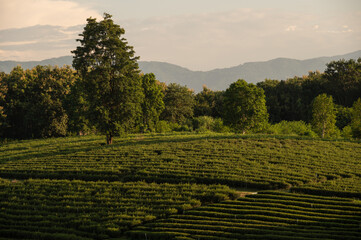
[0,14,360,143]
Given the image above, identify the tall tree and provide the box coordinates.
[161,83,194,124]
[351,98,361,138]
[72,13,143,144]
[311,94,337,138]
[223,79,268,133]
[141,73,164,132]
[324,58,361,107]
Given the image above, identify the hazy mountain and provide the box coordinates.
[139,50,361,91]
[1,50,361,92]
[0,56,73,73]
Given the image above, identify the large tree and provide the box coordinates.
[351,98,361,138]
[324,58,361,107]
[223,79,268,133]
[311,94,337,138]
[141,73,164,132]
[161,83,194,124]
[72,13,143,144]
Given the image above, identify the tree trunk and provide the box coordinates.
[322,122,325,138]
[106,133,113,145]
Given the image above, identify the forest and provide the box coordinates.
[0,57,360,142]
[0,14,360,143]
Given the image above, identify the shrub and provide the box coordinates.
[193,116,214,132]
[193,116,230,133]
[211,118,231,133]
[268,121,317,137]
[155,121,173,133]
[341,125,353,139]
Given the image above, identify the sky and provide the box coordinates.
[0,0,360,71]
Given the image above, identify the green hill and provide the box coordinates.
[0,133,360,239]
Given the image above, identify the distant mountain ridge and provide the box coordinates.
[1,50,361,92]
[0,56,74,74]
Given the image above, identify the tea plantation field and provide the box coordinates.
[0,133,360,239]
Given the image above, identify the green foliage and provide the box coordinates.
[193,116,214,132]
[211,118,231,133]
[341,125,353,139]
[257,73,324,123]
[155,120,173,133]
[1,66,75,138]
[193,116,230,133]
[311,94,337,138]
[335,105,353,130]
[72,13,143,144]
[268,121,317,137]
[258,60,361,124]
[324,58,361,107]
[194,85,224,118]
[223,79,268,133]
[64,74,94,135]
[351,98,361,138]
[141,73,165,132]
[161,83,195,124]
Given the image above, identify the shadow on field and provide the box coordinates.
[0,133,353,164]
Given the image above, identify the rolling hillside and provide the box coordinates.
[0,133,361,239]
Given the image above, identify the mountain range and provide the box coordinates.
[1,50,360,92]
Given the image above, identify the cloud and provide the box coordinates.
[0,40,39,47]
[0,25,83,61]
[0,0,101,30]
[0,5,360,70]
[122,8,361,70]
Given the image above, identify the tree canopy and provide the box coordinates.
[141,73,164,132]
[351,98,361,138]
[0,66,75,138]
[311,94,337,138]
[72,13,143,144]
[194,85,224,118]
[161,83,194,125]
[324,58,361,107]
[223,79,268,133]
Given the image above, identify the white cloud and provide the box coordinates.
[0,0,101,30]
